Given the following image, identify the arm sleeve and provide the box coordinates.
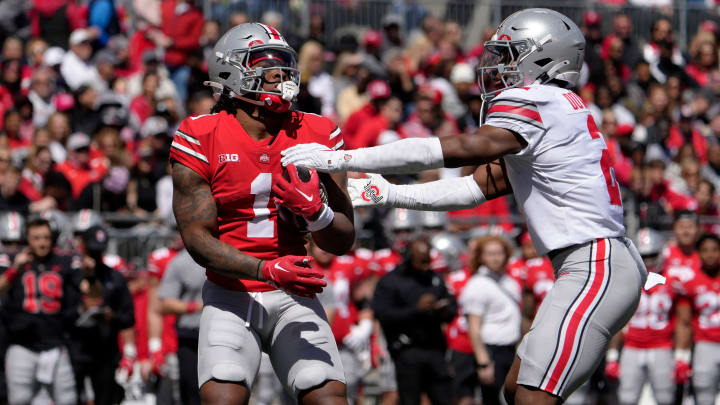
[484,91,546,156]
[170,119,211,182]
[371,277,420,324]
[157,259,183,299]
[112,276,136,330]
[341,137,444,174]
[390,175,486,211]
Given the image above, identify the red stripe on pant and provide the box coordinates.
[544,238,607,393]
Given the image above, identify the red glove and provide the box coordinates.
[674,359,692,384]
[261,255,326,297]
[116,355,135,383]
[150,350,165,376]
[273,164,323,218]
[605,360,620,380]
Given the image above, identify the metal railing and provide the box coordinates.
[202,0,720,53]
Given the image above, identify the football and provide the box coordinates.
[277,165,328,233]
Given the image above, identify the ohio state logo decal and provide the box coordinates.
[361,184,383,203]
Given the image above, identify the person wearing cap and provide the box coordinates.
[55,132,107,199]
[381,14,404,51]
[69,225,136,405]
[351,96,403,149]
[0,216,80,405]
[342,79,391,144]
[60,28,103,92]
[398,85,459,139]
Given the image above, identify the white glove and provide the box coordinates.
[348,174,393,208]
[281,143,346,173]
[342,319,374,352]
[280,80,300,102]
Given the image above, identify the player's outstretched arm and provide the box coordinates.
[280,126,525,174]
[172,163,326,296]
[348,160,512,210]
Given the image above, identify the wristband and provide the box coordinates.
[123,343,137,359]
[186,301,199,313]
[307,204,334,232]
[149,337,162,353]
[675,349,691,363]
[606,348,619,363]
[3,267,18,283]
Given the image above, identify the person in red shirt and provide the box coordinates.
[350,96,403,149]
[55,133,107,198]
[663,211,701,283]
[674,234,720,405]
[149,0,204,102]
[342,80,391,146]
[695,180,720,235]
[170,23,354,404]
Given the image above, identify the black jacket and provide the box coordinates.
[371,264,456,355]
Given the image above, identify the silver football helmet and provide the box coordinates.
[388,208,420,233]
[0,212,25,243]
[634,227,665,273]
[421,211,448,231]
[479,8,585,99]
[430,232,465,272]
[205,23,300,113]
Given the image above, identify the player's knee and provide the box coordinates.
[299,380,348,405]
[200,379,250,405]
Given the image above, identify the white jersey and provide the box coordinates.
[484,84,625,255]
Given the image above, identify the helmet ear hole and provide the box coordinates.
[535,58,553,67]
[219,72,231,80]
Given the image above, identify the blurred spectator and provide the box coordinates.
[46,112,71,163]
[88,0,121,47]
[130,72,159,126]
[126,51,179,105]
[70,84,100,135]
[685,40,717,87]
[60,29,103,92]
[383,47,416,106]
[55,132,106,198]
[153,0,204,102]
[381,14,404,52]
[0,165,31,214]
[612,13,642,68]
[158,249,205,405]
[351,96,402,148]
[399,86,458,139]
[297,40,335,118]
[372,238,456,405]
[701,143,720,191]
[28,67,59,128]
[644,18,685,67]
[70,225,135,405]
[460,235,521,405]
[335,53,372,123]
[29,0,85,49]
[695,179,719,234]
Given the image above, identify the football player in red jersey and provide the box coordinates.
[169,23,354,405]
[605,228,678,405]
[662,211,701,282]
[674,234,720,405]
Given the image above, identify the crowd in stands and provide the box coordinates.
[0,0,718,404]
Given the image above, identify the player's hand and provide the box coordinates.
[272,164,323,219]
[12,248,32,269]
[343,319,374,351]
[416,293,437,312]
[116,355,135,383]
[281,143,345,173]
[673,359,692,384]
[150,350,166,377]
[347,174,392,208]
[477,363,495,385]
[261,256,326,297]
[604,360,620,380]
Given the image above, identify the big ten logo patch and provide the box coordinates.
[218,153,239,163]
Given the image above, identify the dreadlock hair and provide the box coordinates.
[210,92,244,115]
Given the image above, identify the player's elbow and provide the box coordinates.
[317,229,355,256]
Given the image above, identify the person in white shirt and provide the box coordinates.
[60,29,103,92]
[460,235,521,405]
[281,8,650,405]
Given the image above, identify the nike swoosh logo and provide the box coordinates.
[296,189,314,202]
[274,263,290,273]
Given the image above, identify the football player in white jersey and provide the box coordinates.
[281,8,650,405]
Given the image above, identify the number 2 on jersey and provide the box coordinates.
[587,115,622,206]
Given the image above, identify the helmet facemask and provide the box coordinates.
[478,39,532,100]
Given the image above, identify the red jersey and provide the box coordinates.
[373,248,402,276]
[506,257,528,285]
[147,247,180,355]
[674,268,720,343]
[524,257,555,307]
[662,245,700,284]
[445,268,473,354]
[623,282,676,348]
[169,111,343,292]
[322,255,368,345]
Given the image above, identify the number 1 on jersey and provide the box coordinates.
[249,173,274,238]
[587,115,622,206]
